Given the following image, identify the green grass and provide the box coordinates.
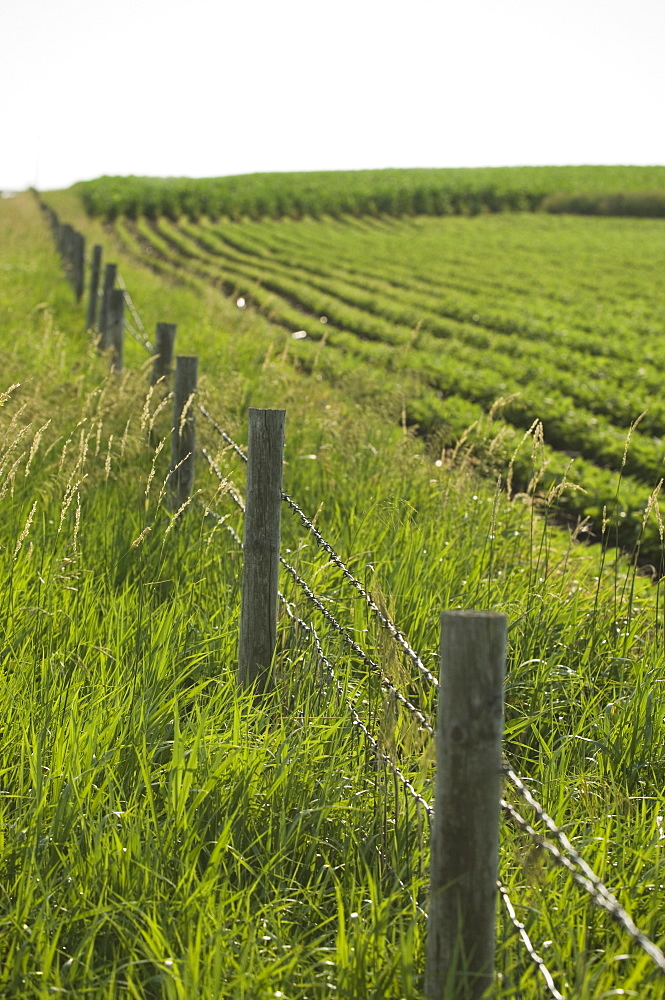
[2,190,665,997]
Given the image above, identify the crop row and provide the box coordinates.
[124,217,662,456]
[76,166,665,223]
[140,218,665,478]
[175,217,665,408]
[188,214,664,364]
[110,213,665,561]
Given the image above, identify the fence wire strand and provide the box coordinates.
[197,500,243,547]
[501,798,665,974]
[201,441,435,736]
[281,490,439,688]
[116,272,153,353]
[195,408,437,689]
[377,845,429,920]
[199,406,250,463]
[280,555,434,735]
[496,879,566,1000]
[504,765,665,970]
[125,316,154,354]
[280,598,434,821]
[201,447,246,513]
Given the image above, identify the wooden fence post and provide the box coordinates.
[238,408,286,693]
[86,244,102,330]
[74,232,85,302]
[59,224,72,269]
[425,611,507,1000]
[169,356,198,511]
[109,288,124,372]
[151,322,177,385]
[99,263,117,349]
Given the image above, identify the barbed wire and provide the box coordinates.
[195,406,437,689]
[281,490,439,689]
[114,269,658,985]
[280,555,435,736]
[503,765,665,964]
[200,440,434,735]
[196,500,243,547]
[200,463,436,890]
[501,798,665,974]
[376,845,429,920]
[199,405,250,463]
[67,221,665,997]
[496,878,566,1000]
[201,447,246,513]
[280,597,434,821]
[124,316,154,354]
[199,442,665,986]
[115,250,662,994]
[116,272,154,353]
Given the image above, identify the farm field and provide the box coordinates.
[2,185,665,998]
[76,165,665,222]
[107,204,665,563]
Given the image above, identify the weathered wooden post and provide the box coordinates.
[99,263,117,349]
[86,244,102,329]
[238,408,286,693]
[73,232,85,302]
[151,322,177,385]
[425,611,507,1000]
[108,288,125,372]
[59,223,71,266]
[64,226,76,284]
[169,356,198,511]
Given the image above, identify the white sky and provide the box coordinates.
[3,0,664,191]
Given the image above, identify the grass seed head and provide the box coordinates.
[0,451,27,501]
[13,499,38,559]
[642,479,664,541]
[148,392,172,436]
[131,525,152,547]
[24,420,51,477]
[104,434,114,481]
[164,490,201,536]
[178,391,197,437]
[140,384,157,435]
[0,383,20,407]
[621,410,646,471]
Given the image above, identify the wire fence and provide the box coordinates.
[502,776,665,974]
[42,204,665,995]
[116,270,154,353]
[496,879,566,1000]
[200,414,665,990]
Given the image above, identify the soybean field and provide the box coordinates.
[109,206,665,563]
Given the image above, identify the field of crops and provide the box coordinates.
[106,205,665,564]
[76,165,665,222]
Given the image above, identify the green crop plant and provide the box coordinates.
[76,166,665,224]
[100,205,665,564]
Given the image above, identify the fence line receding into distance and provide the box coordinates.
[37,195,665,996]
